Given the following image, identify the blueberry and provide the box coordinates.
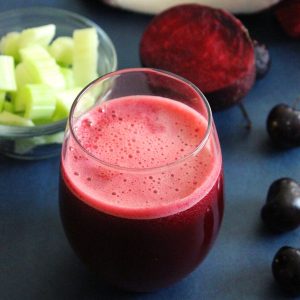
[267,104,300,148]
[253,40,271,80]
[272,246,300,295]
[261,178,300,233]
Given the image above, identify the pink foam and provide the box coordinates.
[62,96,221,219]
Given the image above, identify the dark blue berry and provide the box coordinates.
[261,178,300,232]
[267,104,300,148]
[272,246,300,295]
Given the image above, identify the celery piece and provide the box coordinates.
[14,62,34,113]
[0,111,34,126]
[3,100,13,112]
[20,45,66,90]
[22,84,56,121]
[19,24,56,49]
[14,136,46,154]
[14,88,26,112]
[73,28,99,87]
[14,131,63,155]
[7,92,17,111]
[52,87,82,121]
[0,32,21,61]
[44,131,64,144]
[49,36,74,66]
[0,55,17,91]
[15,62,35,89]
[21,54,65,90]
[20,44,52,61]
[60,67,74,89]
[0,92,5,111]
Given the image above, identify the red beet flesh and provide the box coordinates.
[140,4,256,111]
[275,0,300,39]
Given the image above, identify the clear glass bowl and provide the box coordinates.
[0,7,117,159]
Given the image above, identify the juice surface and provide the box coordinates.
[62,95,221,219]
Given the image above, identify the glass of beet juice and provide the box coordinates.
[59,68,224,292]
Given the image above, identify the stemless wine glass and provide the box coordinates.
[59,68,224,292]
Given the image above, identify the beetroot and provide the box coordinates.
[275,0,300,39]
[140,4,256,111]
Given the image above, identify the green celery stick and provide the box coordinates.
[7,92,18,112]
[14,136,46,154]
[22,84,56,121]
[20,44,52,61]
[49,36,74,66]
[19,46,66,90]
[0,111,34,126]
[0,92,5,111]
[44,131,64,144]
[14,63,30,113]
[0,55,17,91]
[14,131,64,154]
[73,28,99,87]
[0,32,21,61]
[60,67,74,89]
[20,46,66,90]
[14,87,27,112]
[3,100,13,112]
[19,24,56,49]
[15,62,35,89]
[52,87,82,121]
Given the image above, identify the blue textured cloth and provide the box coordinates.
[1,1,300,299]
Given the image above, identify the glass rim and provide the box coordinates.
[69,68,212,173]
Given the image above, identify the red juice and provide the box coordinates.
[59,95,223,291]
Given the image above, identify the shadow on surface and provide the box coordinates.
[258,138,297,158]
[46,254,184,300]
[266,280,300,299]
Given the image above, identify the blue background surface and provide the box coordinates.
[1,1,300,299]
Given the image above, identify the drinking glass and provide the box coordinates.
[59,68,224,292]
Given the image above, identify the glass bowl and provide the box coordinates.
[0,7,117,159]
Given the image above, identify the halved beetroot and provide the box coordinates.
[140,4,256,111]
[275,0,300,39]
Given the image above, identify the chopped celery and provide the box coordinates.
[19,24,55,49]
[14,88,26,112]
[44,131,64,144]
[3,100,13,112]
[49,36,74,66]
[0,92,5,111]
[52,87,82,121]
[0,55,17,91]
[73,28,99,87]
[14,136,46,154]
[20,44,52,61]
[21,55,66,90]
[0,32,21,61]
[60,67,74,89]
[14,131,64,154]
[15,60,36,112]
[15,62,35,88]
[0,25,100,128]
[20,45,66,90]
[7,92,19,112]
[22,84,56,121]
[0,111,34,126]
